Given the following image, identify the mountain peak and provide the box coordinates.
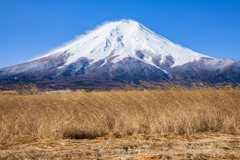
[106,19,139,26]
[33,20,211,69]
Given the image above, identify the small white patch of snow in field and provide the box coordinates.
[45,90,71,94]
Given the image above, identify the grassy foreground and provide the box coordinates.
[0,86,240,159]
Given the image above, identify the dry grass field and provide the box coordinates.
[0,85,240,159]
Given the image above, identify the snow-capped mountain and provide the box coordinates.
[0,20,239,89]
[36,20,210,68]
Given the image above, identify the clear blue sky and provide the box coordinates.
[0,0,239,68]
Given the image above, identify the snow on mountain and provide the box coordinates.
[34,19,211,69]
[203,58,237,70]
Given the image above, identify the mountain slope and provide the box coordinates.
[0,20,239,89]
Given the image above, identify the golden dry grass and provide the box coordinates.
[0,85,240,159]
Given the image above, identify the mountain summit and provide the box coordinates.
[38,19,210,69]
[0,20,239,89]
